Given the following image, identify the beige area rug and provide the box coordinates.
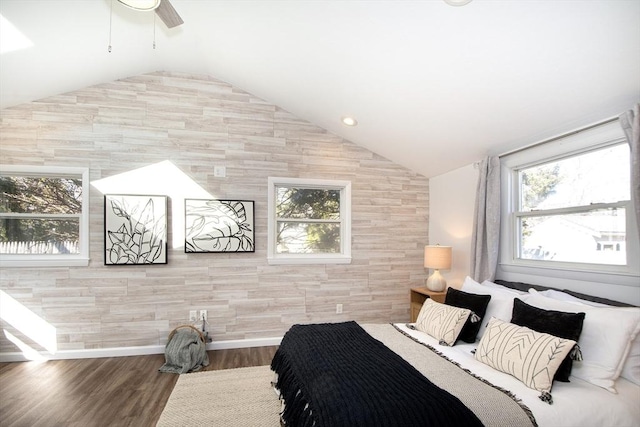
[156,365,282,427]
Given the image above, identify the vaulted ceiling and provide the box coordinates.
[1,0,638,177]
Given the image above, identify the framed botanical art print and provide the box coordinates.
[185,199,255,253]
[104,194,168,265]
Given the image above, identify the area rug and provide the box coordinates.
[156,365,282,427]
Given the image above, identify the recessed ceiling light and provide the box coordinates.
[443,0,473,6]
[116,0,161,11]
[341,117,358,127]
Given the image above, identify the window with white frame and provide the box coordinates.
[267,177,351,264]
[0,165,90,267]
[499,121,639,281]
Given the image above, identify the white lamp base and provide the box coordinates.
[426,270,447,292]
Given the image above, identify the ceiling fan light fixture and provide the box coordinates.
[443,0,473,6]
[116,0,162,11]
[341,116,358,127]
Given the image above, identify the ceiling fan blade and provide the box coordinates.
[156,0,184,28]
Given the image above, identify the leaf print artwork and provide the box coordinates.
[104,195,168,265]
[185,199,255,253]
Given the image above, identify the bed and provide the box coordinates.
[270,277,640,427]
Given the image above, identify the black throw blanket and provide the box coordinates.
[271,321,484,427]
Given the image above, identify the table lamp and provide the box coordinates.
[424,245,452,292]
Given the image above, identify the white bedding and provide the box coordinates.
[396,323,640,427]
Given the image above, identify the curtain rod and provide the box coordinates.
[498,115,620,158]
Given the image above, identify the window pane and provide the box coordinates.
[0,218,80,254]
[0,176,82,214]
[276,222,340,254]
[519,208,626,265]
[519,144,630,211]
[275,187,340,220]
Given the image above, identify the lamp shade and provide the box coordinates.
[424,245,452,270]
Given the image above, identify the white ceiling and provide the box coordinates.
[1,0,638,178]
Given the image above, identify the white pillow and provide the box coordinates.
[481,279,528,295]
[538,289,640,385]
[461,276,521,339]
[535,288,609,307]
[535,288,640,385]
[475,317,576,402]
[620,335,640,385]
[415,298,470,346]
[520,291,640,393]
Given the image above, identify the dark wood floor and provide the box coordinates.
[0,346,278,427]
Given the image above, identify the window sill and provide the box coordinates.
[498,262,640,288]
[267,255,352,265]
[0,257,90,268]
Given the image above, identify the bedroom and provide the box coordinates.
[0,0,639,426]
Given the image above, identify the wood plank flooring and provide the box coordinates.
[0,346,278,427]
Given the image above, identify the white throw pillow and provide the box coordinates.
[415,298,470,346]
[535,288,609,307]
[475,317,576,402]
[481,279,528,295]
[461,276,521,339]
[620,335,640,386]
[536,288,640,385]
[520,291,640,393]
[535,288,640,386]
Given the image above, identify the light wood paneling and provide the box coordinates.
[0,71,429,355]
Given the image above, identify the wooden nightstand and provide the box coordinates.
[410,287,447,322]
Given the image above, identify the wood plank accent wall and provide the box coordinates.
[0,71,428,354]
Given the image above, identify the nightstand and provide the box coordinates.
[410,287,447,322]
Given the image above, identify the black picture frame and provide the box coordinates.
[185,199,255,253]
[104,194,168,265]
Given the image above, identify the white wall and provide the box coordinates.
[428,164,478,289]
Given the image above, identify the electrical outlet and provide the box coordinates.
[199,309,208,321]
[336,304,343,314]
[189,310,198,322]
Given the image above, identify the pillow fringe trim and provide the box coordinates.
[395,323,539,427]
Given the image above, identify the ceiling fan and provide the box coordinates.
[116,0,184,28]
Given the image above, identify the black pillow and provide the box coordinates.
[444,287,491,343]
[511,298,586,382]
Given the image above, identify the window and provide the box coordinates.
[0,165,90,267]
[267,177,351,264]
[517,144,629,265]
[500,121,639,281]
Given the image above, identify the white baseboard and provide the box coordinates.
[0,336,283,363]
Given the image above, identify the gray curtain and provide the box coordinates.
[619,103,640,241]
[470,156,501,282]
